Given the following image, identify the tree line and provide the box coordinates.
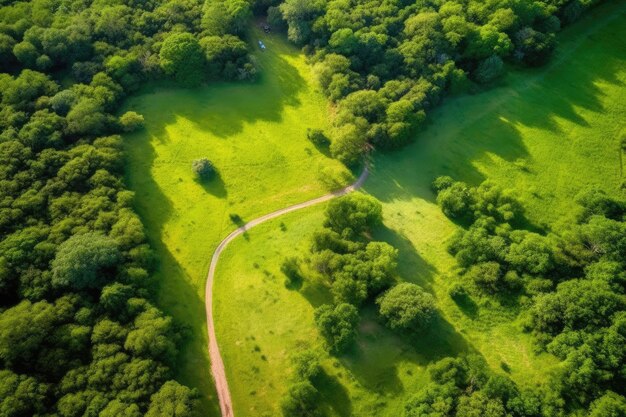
[269,0,605,165]
[0,0,265,416]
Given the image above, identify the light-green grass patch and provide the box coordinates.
[123,28,351,415]
[213,2,625,416]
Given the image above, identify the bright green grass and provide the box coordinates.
[213,3,625,416]
[123,28,352,415]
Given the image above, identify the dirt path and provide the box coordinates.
[204,165,369,417]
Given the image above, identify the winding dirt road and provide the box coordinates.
[204,166,369,417]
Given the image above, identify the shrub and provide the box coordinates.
[281,256,301,284]
[192,158,215,180]
[448,283,468,300]
[291,349,322,380]
[306,128,329,147]
[466,261,502,293]
[119,111,145,132]
[281,381,322,417]
[474,55,504,84]
[432,175,454,193]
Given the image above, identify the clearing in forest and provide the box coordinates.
[123,28,351,415]
[213,3,625,416]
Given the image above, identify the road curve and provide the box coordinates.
[204,165,369,417]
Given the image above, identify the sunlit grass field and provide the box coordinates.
[213,3,625,416]
[123,28,351,414]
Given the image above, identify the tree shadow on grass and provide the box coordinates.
[194,171,227,198]
[300,276,333,308]
[339,306,471,396]
[373,224,438,291]
[364,2,625,208]
[125,32,307,143]
[124,113,220,417]
[451,292,479,320]
[312,369,353,417]
[156,244,221,417]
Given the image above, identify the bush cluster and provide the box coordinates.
[432,178,626,414]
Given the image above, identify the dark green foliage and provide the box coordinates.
[145,381,200,417]
[404,355,516,417]
[192,158,216,180]
[437,181,473,219]
[51,232,120,290]
[514,28,556,66]
[324,193,382,239]
[159,33,205,87]
[273,0,591,162]
[314,303,359,353]
[529,279,623,337]
[0,370,49,417]
[431,175,454,193]
[291,349,322,380]
[434,180,626,410]
[281,381,322,417]
[474,55,505,84]
[200,34,254,80]
[377,283,436,330]
[119,111,145,133]
[202,0,252,36]
[0,0,235,413]
[588,391,626,417]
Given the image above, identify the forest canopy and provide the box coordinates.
[0,0,260,415]
[0,0,613,416]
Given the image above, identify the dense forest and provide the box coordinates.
[0,0,256,415]
[0,0,615,416]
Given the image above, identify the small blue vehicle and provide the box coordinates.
[258,40,266,51]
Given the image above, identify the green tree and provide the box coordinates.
[280,0,323,44]
[324,193,382,238]
[474,55,504,84]
[280,381,322,417]
[160,33,205,86]
[146,381,200,417]
[588,391,626,417]
[51,232,120,290]
[0,370,49,417]
[377,283,436,330]
[436,181,473,219]
[200,35,249,79]
[314,303,359,353]
[291,349,322,381]
[192,158,215,180]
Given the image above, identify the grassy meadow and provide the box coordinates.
[123,28,351,414]
[212,2,626,416]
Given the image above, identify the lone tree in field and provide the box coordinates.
[192,158,215,180]
[377,283,436,330]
